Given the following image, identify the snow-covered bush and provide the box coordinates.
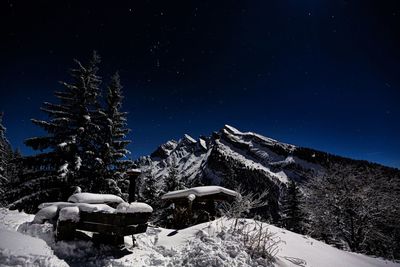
[170,219,279,267]
[234,219,281,262]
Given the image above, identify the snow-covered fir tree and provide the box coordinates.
[97,72,132,190]
[164,162,185,192]
[10,149,23,184]
[140,170,161,207]
[0,112,13,198]
[9,52,107,212]
[280,180,306,233]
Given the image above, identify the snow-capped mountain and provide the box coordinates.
[136,124,400,220]
[138,124,400,185]
[137,124,328,188]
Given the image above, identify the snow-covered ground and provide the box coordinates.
[0,208,399,267]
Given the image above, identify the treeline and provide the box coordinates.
[1,52,133,212]
[0,113,22,204]
[305,162,400,260]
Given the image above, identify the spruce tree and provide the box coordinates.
[164,162,185,192]
[9,52,104,212]
[140,170,160,206]
[280,180,305,233]
[8,149,23,184]
[97,72,132,191]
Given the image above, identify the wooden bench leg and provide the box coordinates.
[131,235,136,248]
[56,220,77,241]
[92,233,124,246]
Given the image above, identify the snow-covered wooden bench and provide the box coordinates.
[34,193,153,246]
[161,186,239,228]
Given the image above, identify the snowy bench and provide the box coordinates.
[57,209,151,245]
[161,186,239,228]
[34,193,153,246]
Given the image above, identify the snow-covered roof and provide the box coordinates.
[161,186,239,200]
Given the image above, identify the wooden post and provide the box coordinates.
[126,169,141,203]
[56,220,77,241]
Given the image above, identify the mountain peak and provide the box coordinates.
[223,124,243,134]
[221,124,296,152]
[183,134,197,144]
[143,124,398,192]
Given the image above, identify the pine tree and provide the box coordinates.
[97,72,132,191]
[280,180,305,233]
[140,170,161,205]
[164,162,185,192]
[9,52,104,212]
[0,112,13,198]
[9,149,23,185]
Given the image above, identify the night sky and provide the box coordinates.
[1,1,399,168]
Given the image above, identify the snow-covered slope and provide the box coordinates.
[0,208,398,267]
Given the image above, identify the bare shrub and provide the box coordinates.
[235,219,281,262]
[218,186,281,263]
[219,185,269,231]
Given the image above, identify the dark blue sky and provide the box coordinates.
[1,1,399,168]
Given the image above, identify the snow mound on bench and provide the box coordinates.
[68,193,124,204]
[162,186,239,200]
[116,202,153,213]
[38,202,115,213]
[59,206,80,222]
[32,205,58,224]
[33,202,115,224]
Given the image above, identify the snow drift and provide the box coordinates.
[1,208,399,267]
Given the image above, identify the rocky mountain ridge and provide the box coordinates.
[136,124,400,220]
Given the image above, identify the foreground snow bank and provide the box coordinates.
[0,228,68,267]
[1,208,399,267]
[125,219,400,267]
